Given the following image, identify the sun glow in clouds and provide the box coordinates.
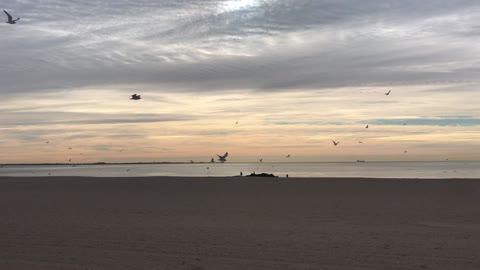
[222,0,261,12]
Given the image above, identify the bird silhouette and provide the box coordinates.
[285,154,290,158]
[366,125,369,128]
[130,94,141,100]
[332,140,340,146]
[3,10,20,24]
[259,158,263,163]
[358,141,363,144]
[217,152,229,162]
[385,90,391,95]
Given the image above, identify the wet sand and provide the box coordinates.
[1,176,479,269]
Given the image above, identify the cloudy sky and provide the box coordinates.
[1,0,480,163]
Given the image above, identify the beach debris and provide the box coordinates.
[3,10,20,24]
[332,140,340,146]
[217,152,228,162]
[246,172,278,178]
[130,94,141,100]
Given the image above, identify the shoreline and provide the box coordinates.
[1,176,480,181]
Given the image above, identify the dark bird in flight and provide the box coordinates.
[3,10,20,24]
[366,125,369,128]
[217,152,228,162]
[286,154,290,158]
[130,94,141,100]
[68,158,72,162]
[68,147,72,150]
[332,140,339,146]
[235,122,239,124]
[358,141,363,144]
[259,158,263,163]
[403,123,407,126]
[45,141,50,144]
[385,90,391,95]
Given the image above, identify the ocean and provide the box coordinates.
[1,161,479,178]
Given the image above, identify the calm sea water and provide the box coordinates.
[0,161,479,178]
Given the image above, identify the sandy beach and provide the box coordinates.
[1,176,479,269]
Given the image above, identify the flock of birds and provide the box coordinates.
[37,86,397,166]
[4,10,409,166]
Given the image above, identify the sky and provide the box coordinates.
[1,0,480,163]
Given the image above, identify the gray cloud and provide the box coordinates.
[1,0,480,94]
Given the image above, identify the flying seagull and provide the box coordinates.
[217,152,228,162]
[332,140,340,146]
[259,158,263,163]
[366,125,369,128]
[3,10,20,24]
[235,122,239,125]
[385,90,391,96]
[358,141,363,144]
[130,94,141,100]
[285,154,290,158]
